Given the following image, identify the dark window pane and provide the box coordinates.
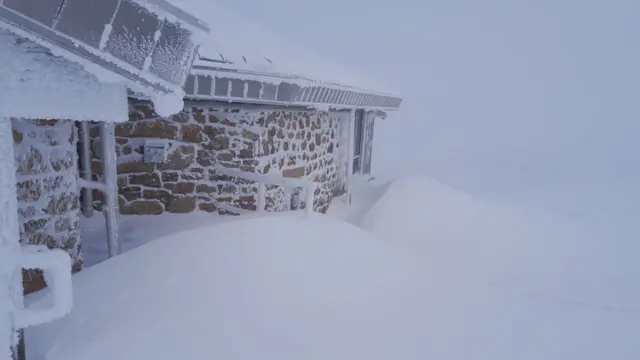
[149,21,194,85]
[3,0,64,27]
[54,0,119,48]
[105,0,160,70]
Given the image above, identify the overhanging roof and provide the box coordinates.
[0,0,209,97]
[0,30,129,122]
[167,0,403,111]
[184,62,403,111]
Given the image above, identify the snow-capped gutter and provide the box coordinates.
[185,63,404,111]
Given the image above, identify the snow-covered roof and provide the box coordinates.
[168,0,403,110]
[25,213,419,360]
[0,30,128,122]
[0,0,210,117]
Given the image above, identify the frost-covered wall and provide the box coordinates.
[90,101,351,215]
[12,119,81,294]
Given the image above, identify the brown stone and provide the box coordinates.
[198,203,218,212]
[23,269,47,295]
[18,207,37,219]
[23,219,48,234]
[132,120,178,139]
[162,172,179,182]
[202,125,224,139]
[54,217,74,232]
[217,152,233,162]
[43,193,78,215]
[181,124,202,143]
[17,146,47,174]
[134,103,156,118]
[238,148,253,159]
[220,184,237,194]
[42,176,64,193]
[211,136,230,151]
[242,129,260,142]
[208,114,220,123]
[118,161,155,174]
[121,186,143,201]
[115,122,134,137]
[196,184,217,194]
[165,182,196,194]
[220,117,235,126]
[142,188,171,203]
[51,150,75,171]
[181,171,204,181]
[197,149,215,167]
[130,199,164,215]
[129,173,161,187]
[283,167,305,178]
[180,144,195,154]
[16,179,41,202]
[12,128,23,144]
[157,150,194,171]
[186,108,202,123]
[171,111,190,123]
[167,196,196,213]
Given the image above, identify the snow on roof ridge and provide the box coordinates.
[166,0,401,97]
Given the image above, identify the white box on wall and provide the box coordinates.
[143,140,168,163]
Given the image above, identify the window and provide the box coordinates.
[352,110,365,174]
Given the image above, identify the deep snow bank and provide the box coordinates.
[25,212,422,360]
[356,176,639,359]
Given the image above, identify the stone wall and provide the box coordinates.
[90,101,351,215]
[12,119,81,294]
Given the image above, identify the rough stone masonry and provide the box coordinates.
[89,101,353,216]
[12,119,81,294]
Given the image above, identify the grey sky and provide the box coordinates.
[215,0,639,221]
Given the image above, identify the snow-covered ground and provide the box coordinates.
[24,176,640,359]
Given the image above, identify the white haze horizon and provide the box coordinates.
[215,0,639,234]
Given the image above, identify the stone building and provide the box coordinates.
[89,101,394,216]
[2,0,208,299]
[87,1,403,217]
[6,0,402,299]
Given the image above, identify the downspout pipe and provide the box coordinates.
[99,122,120,258]
[77,121,94,218]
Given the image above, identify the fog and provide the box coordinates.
[216,0,639,230]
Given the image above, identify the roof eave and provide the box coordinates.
[183,65,403,111]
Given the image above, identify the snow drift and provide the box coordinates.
[25,213,423,360]
[355,176,639,360]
